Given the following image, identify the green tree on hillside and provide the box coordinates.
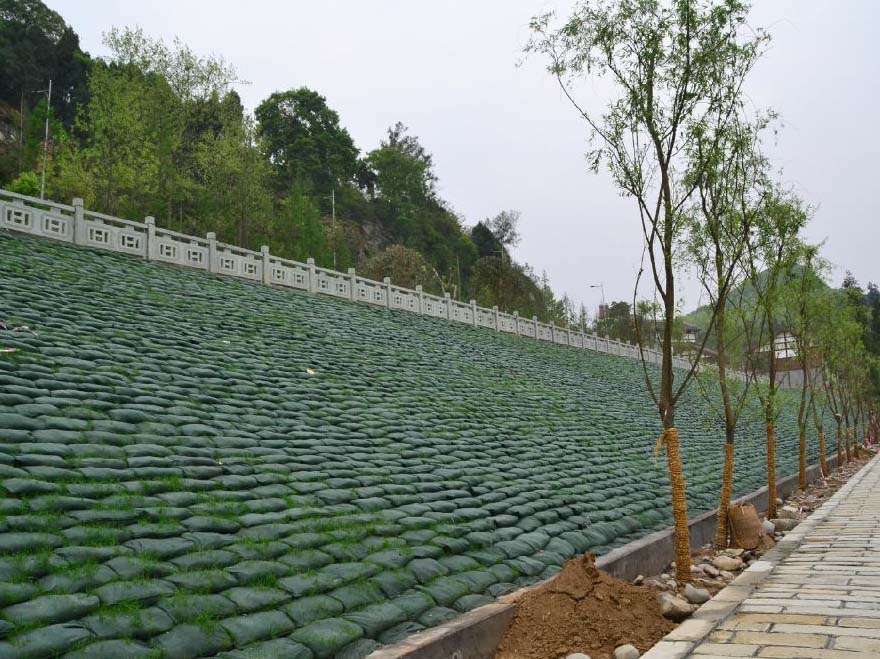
[1,7,578,326]
[0,0,91,126]
[0,0,91,181]
[256,87,359,197]
[193,114,273,248]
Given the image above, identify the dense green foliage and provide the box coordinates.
[0,232,832,657]
[0,0,90,181]
[0,0,574,324]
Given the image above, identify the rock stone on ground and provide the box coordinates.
[702,564,719,578]
[712,556,743,572]
[683,583,711,605]
[656,592,695,622]
[614,644,641,659]
[778,506,799,520]
[771,518,798,531]
[567,654,592,659]
[762,519,776,534]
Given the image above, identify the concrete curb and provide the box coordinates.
[367,453,841,659]
[642,451,880,659]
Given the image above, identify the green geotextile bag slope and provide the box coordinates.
[0,232,833,659]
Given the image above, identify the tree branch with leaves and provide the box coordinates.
[526,0,769,580]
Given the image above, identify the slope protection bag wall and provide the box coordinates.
[0,186,722,374]
[0,231,835,658]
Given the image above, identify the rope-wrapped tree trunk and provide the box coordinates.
[854,421,861,459]
[837,426,844,466]
[845,426,852,463]
[715,442,735,549]
[766,423,777,520]
[798,427,807,490]
[663,428,691,582]
[819,431,828,478]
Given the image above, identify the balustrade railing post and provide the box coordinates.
[144,216,155,260]
[416,285,424,314]
[383,277,392,309]
[261,246,270,285]
[348,268,357,302]
[493,305,500,331]
[206,232,217,273]
[307,258,317,293]
[444,293,452,320]
[550,322,556,343]
[72,198,84,245]
[470,300,477,326]
[513,311,520,334]
[532,316,539,339]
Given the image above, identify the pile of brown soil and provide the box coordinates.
[495,554,674,659]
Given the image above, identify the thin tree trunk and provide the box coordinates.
[798,426,807,490]
[837,424,844,466]
[765,312,778,519]
[854,419,861,459]
[713,299,736,550]
[656,163,691,582]
[810,398,827,478]
[766,421,777,518]
[715,442,734,549]
[797,374,808,490]
[845,425,852,463]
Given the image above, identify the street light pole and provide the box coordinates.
[590,282,609,338]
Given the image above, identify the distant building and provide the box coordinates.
[759,331,810,386]
[683,322,701,344]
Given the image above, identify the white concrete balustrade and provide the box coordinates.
[0,187,747,377]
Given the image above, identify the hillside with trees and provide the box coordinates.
[0,0,575,325]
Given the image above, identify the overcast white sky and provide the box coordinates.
[47,0,879,314]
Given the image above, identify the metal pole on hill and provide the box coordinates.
[35,79,52,200]
[591,282,609,338]
[331,188,336,269]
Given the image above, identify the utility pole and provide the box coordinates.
[35,79,52,199]
[19,92,24,174]
[330,188,336,269]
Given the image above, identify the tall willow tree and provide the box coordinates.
[687,115,768,548]
[742,192,806,519]
[527,0,768,580]
[783,244,826,489]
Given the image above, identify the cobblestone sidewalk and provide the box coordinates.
[645,453,880,659]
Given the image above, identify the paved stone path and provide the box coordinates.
[646,453,880,659]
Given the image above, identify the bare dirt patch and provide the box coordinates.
[495,554,674,659]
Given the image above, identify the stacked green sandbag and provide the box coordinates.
[0,232,831,658]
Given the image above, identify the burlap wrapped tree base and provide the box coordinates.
[715,443,735,550]
[660,428,691,582]
[766,423,777,520]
